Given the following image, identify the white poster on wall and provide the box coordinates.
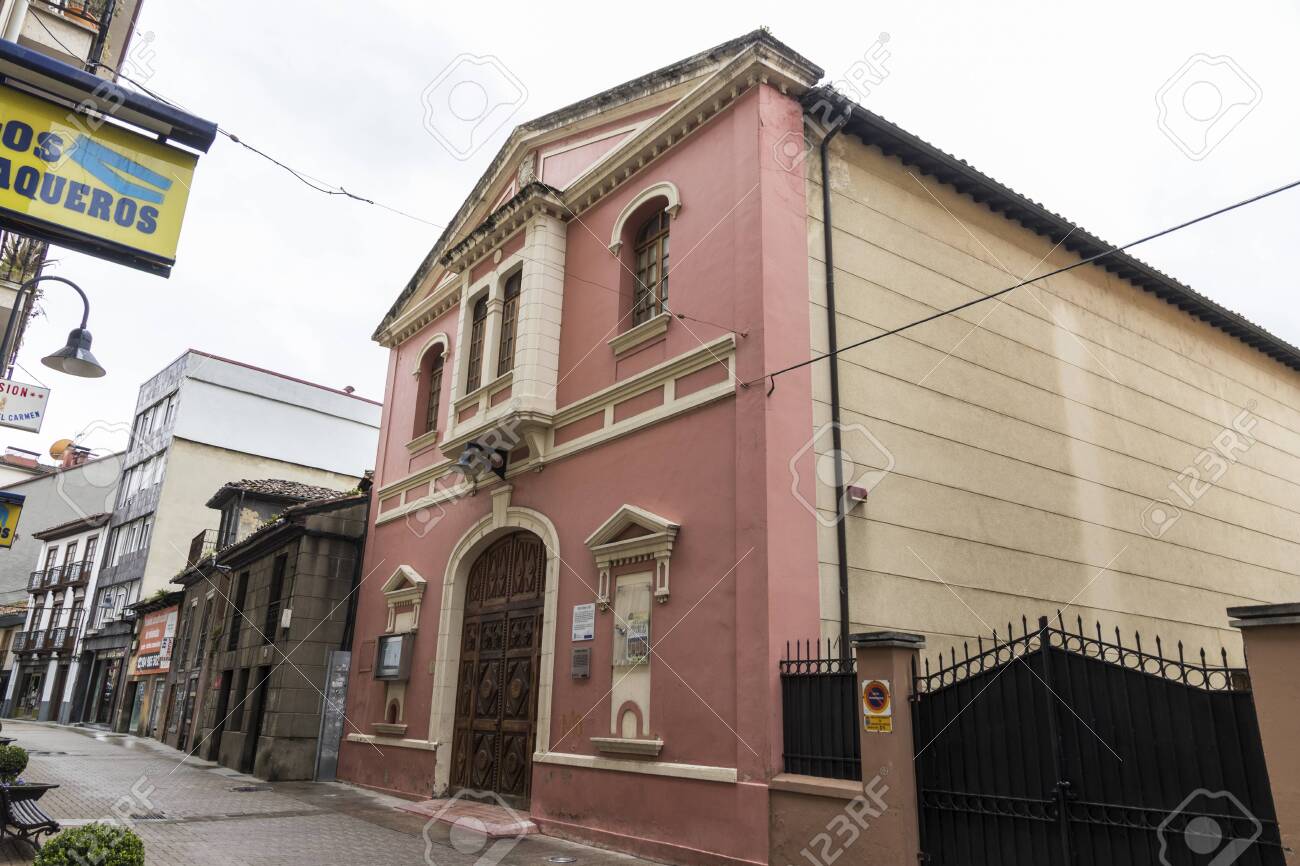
[572,602,595,642]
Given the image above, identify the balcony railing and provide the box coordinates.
[12,631,28,652]
[37,0,112,26]
[28,630,48,653]
[61,560,91,588]
[188,528,219,566]
[27,571,44,592]
[46,614,81,653]
[42,565,63,588]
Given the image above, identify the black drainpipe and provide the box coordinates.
[820,125,851,661]
[340,483,372,652]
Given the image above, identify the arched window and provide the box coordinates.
[423,348,444,435]
[632,210,669,325]
[465,295,489,393]
[496,271,522,377]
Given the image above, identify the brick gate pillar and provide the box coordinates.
[1228,603,1300,864]
[851,631,924,866]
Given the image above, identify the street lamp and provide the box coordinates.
[0,275,105,379]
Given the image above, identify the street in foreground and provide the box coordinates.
[0,722,650,866]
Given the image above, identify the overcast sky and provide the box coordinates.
[7,0,1298,462]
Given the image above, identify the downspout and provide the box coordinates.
[819,124,852,661]
[340,490,370,652]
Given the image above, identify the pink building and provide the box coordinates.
[340,29,1300,866]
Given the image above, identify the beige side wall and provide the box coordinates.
[807,137,1300,664]
[142,438,359,596]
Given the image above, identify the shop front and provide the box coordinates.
[123,597,178,738]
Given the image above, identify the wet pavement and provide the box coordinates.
[0,721,655,866]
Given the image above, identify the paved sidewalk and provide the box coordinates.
[0,722,651,866]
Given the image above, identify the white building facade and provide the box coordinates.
[78,349,380,730]
[3,511,109,720]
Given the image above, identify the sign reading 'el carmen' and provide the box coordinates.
[0,84,198,274]
[0,377,49,433]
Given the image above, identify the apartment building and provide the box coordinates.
[167,480,367,780]
[0,446,123,604]
[78,349,380,731]
[3,510,108,720]
[0,604,25,700]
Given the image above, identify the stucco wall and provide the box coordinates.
[174,360,380,479]
[345,82,818,866]
[144,438,358,597]
[808,136,1300,663]
[0,455,123,603]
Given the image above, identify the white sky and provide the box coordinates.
[7,0,1299,462]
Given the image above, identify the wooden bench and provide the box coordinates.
[0,783,59,849]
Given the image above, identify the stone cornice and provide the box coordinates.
[376,274,462,349]
[439,184,567,272]
[373,32,822,345]
[562,44,820,220]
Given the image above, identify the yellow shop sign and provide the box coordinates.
[0,84,198,274]
[0,491,24,549]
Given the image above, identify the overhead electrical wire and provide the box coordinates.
[35,13,1295,371]
[745,176,1300,394]
[30,14,444,229]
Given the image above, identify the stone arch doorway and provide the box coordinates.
[448,530,546,807]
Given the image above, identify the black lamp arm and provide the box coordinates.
[0,274,93,374]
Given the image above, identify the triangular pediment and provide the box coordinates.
[373,30,823,344]
[381,564,427,595]
[586,505,678,549]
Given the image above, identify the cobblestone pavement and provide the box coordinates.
[0,722,653,866]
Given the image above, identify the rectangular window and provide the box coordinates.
[263,554,288,643]
[42,545,59,571]
[177,601,196,669]
[496,271,522,377]
[227,571,249,651]
[465,295,489,393]
[424,351,444,435]
[196,595,213,663]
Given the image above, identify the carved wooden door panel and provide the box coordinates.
[450,531,545,807]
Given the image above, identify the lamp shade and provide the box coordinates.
[41,328,106,378]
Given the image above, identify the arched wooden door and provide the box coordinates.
[450,531,546,807]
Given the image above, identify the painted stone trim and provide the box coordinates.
[533,750,737,783]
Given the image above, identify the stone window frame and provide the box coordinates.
[380,565,427,634]
[585,504,679,609]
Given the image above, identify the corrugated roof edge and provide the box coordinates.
[810,85,1300,374]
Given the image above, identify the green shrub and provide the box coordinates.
[0,744,27,782]
[34,823,144,866]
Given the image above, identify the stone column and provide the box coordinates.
[851,631,924,866]
[1228,603,1300,863]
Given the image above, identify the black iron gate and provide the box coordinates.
[913,615,1284,865]
[780,639,861,781]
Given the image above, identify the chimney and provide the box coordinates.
[61,446,91,469]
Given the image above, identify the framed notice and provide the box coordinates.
[572,603,595,642]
